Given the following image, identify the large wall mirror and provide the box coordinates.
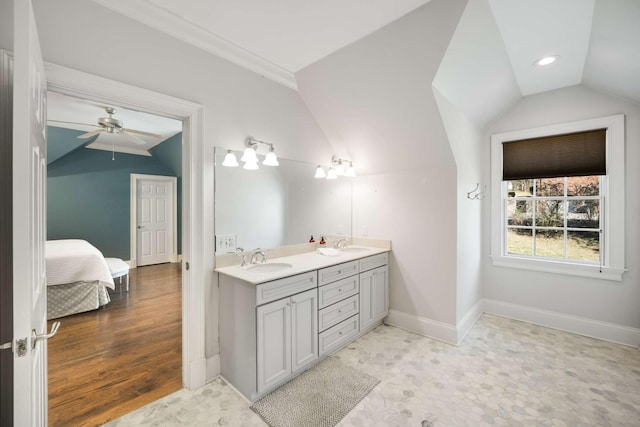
[214,147,352,254]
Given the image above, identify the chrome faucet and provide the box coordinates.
[334,238,349,249]
[250,248,267,264]
[236,247,248,267]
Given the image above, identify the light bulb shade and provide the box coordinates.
[335,162,345,176]
[263,150,279,166]
[243,159,259,170]
[241,146,258,162]
[314,165,326,178]
[326,167,337,180]
[222,150,239,167]
[345,164,356,177]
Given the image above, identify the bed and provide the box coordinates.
[46,239,115,320]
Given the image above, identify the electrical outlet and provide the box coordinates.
[216,234,237,253]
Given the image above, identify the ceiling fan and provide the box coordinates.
[49,106,163,145]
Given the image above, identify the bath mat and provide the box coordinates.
[250,356,379,427]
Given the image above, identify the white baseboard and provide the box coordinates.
[456,300,484,345]
[483,299,640,348]
[187,356,207,390]
[385,309,457,345]
[206,354,221,383]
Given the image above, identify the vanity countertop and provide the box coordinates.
[215,246,390,285]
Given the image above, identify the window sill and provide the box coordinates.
[491,255,626,282]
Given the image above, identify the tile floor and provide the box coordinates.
[105,314,640,426]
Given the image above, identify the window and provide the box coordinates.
[490,115,626,281]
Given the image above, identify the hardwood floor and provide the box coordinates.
[47,262,182,427]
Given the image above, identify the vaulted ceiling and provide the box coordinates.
[91,0,640,116]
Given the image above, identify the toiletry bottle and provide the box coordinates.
[319,236,326,245]
[309,235,315,243]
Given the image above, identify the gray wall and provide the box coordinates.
[483,85,640,329]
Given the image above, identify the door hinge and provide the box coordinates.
[185,262,190,271]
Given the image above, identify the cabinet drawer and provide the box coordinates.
[318,275,358,309]
[359,253,388,272]
[319,295,359,332]
[256,271,317,305]
[318,260,359,286]
[319,315,359,356]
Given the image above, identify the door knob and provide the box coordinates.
[31,321,60,349]
[137,225,144,229]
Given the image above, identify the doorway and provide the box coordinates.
[46,93,185,424]
[45,64,209,399]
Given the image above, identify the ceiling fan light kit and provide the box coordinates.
[61,106,163,145]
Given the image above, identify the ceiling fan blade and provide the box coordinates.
[123,128,163,139]
[77,129,104,139]
[122,131,147,145]
[48,119,99,128]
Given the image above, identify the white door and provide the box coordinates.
[257,298,291,393]
[13,0,51,424]
[137,178,173,266]
[291,289,318,373]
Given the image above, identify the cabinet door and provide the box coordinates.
[291,289,318,373]
[359,265,389,331]
[359,269,376,331]
[372,265,389,321]
[257,298,291,393]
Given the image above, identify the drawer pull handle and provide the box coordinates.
[338,310,342,313]
[338,270,341,274]
[338,289,342,292]
[338,332,342,335]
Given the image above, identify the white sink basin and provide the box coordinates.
[246,262,294,273]
[340,247,370,253]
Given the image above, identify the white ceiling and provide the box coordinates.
[488,0,595,96]
[147,0,432,73]
[47,91,182,156]
[91,0,640,108]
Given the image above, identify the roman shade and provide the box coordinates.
[502,129,606,180]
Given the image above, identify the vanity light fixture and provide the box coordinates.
[345,161,356,177]
[243,158,259,170]
[263,144,279,166]
[314,156,356,179]
[326,167,338,180]
[238,137,280,169]
[222,149,239,167]
[240,145,258,163]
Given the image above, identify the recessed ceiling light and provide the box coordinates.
[534,56,559,67]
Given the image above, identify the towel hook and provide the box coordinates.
[467,183,486,200]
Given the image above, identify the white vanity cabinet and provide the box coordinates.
[218,249,390,402]
[219,271,317,401]
[257,288,318,393]
[359,253,389,332]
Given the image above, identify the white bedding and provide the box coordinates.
[46,239,115,289]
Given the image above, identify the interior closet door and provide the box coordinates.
[137,178,174,266]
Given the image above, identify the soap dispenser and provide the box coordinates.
[319,236,326,245]
[309,235,315,243]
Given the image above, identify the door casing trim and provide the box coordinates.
[45,61,208,390]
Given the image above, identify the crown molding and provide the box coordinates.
[91,0,298,91]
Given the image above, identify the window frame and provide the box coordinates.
[490,115,626,281]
